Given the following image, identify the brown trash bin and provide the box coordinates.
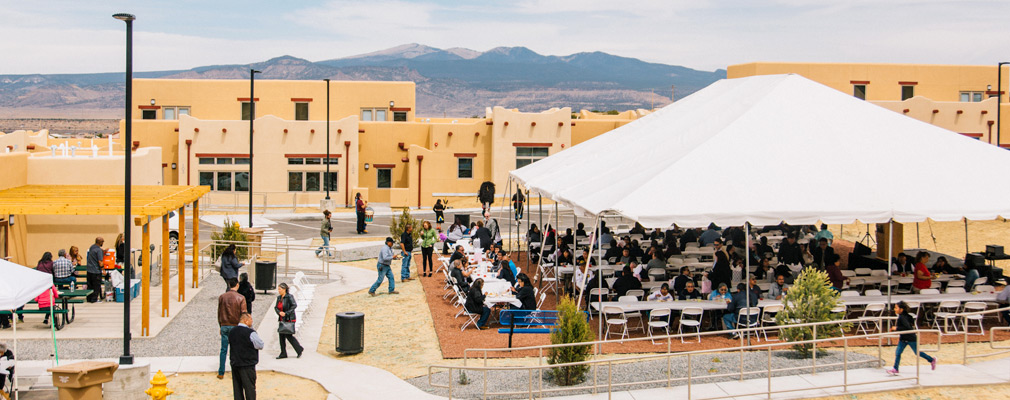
[48,361,119,400]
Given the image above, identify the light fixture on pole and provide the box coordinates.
[112,11,135,366]
[998,62,1009,148]
[249,69,260,228]
[325,78,331,200]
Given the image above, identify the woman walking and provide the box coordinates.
[886,301,936,375]
[219,244,242,289]
[275,283,304,359]
[237,272,255,312]
[420,220,437,277]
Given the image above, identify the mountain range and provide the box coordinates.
[0,43,726,119]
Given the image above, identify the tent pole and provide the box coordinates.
[555,202,560,302]
[597,215,603,346]
[964,218,969,253]
[916,223,920,248]
[12,312,16,400]
[887,219,894,338]
[745,222,752,345]
[50,290,57,366]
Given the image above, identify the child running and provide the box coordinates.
[886,301,936,375]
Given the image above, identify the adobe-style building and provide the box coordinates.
[124,79,650,209]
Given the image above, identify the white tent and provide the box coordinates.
[1,259,54,400]
[511,74,1010,228]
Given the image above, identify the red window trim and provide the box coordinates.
[195,153,250,158]
[850,80,870,85]
[986,90,1006,95]
[138,105,161,110]
[512,142,553,147]
[390,107,411,112]
[236,98,260,102]
[372,163,396,168]
[960,133,984,138]
[454,153,477,158]
[284,153,341,158]
[898,81,918,86]
[291,98,313,102]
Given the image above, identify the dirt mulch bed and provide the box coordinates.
[421,250,1010,359]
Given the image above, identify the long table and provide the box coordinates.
[591,292,998,313]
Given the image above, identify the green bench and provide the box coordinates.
[0,308,68,330]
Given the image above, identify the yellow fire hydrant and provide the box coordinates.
[145,370,174,399]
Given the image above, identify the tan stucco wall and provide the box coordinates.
[20,148,165,268]
[0,153,29,264]
[489,106,572,186]
[1,130,49,153]
[874,97,998,143]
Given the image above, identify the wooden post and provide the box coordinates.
[162,213,170,317]
[192,200,199,289]
[178,207,186,302]
[141,219,150,336]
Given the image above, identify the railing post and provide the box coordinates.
[844,336,849,392]
[767,346,772,399]
[528,368,533,400]
[448,367,453,400]
[687,353,692,400]
[739,332,744,381]
[607,360,613,400]
[812,324,818,374]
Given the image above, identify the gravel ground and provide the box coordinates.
[11,274,283,361]
[409,350,880,399]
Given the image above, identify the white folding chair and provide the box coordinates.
[618,295,645,332]
[947,280,966,288]
[854,268,872,276]
[603,306,628,340]
[870,270,888,277]
[760,304,784,341]
[919,288,940,295]
[840,290,861,298]
[678,307,703,343]
[895,277,915,294]
[946,287,966,294]
[588,288,609,311]
[864,289,882,296]
[647,308,671,344]
[625,289,646,300]
[905,301,921,327]
[929,280,942,289]
[831,305,848,335]
[848,278,865,293]
[536,291,547,310]
[975,285,995,293]
[962,301,986,335]
[841,270,856,278]
[934,300,962,334]
[857,303,885,335]
[736,308,762,341]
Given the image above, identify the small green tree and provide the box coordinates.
[210,218,249,261]
[547,296,594,386]
[775,267,848,358]
[389,208,422,249]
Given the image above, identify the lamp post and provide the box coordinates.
[324,78,331,200]
[112,12,135,366]
[249,69,260,228]
[998,62,1009,148]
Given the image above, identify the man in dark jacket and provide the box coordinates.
[217,278,247,379]
[86,237,105,302]
[229,313,263,400]
[810,238,835,268]
[474,221,493,252]
[723,283,760,337]
[611,265,642,297]
[777,234,803,266]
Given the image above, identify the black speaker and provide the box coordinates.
[853,242,872,257]
[965,252,986,269]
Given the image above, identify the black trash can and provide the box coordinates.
[335,311,364,354]
[255,261,277,293]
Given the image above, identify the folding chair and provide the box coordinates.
[857,303,885,335]
[895,278,914,294]
[736,307,762,341]
[864,289,882,296]
[460,305,481,331]
[962,301,986,335]
[946,287,966,294]
[603,306,629,340]
[854,268,872,276]
[678,307,704,343]
[840,290,861,298]
[647,308,671,344]
[760,304,784,341]
[625,289,645,300]
[618,295,645,332]
[934,300,962,334]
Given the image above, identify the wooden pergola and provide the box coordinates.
[0,184,210,336]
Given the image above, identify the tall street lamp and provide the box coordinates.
[324,78,331,200]
[248,69,260,228]
[112,12,135,366]
[998,62,1009,148]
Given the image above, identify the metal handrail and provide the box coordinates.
[197,238,337,279]
[945,304,1010,367]
[429,326,941,400]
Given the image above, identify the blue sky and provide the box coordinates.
[3,0,1009,74]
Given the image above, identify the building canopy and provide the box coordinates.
[0,185,209,216]
[510,74,1010,228]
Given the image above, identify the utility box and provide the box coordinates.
[255,261,277,293]
[48,361,119,400]
[335,311,364,354]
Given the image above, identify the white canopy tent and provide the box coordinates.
[1,259,55,400]
[511,74,1010,228]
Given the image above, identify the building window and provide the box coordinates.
[234,172,249,192]
[234,157,250,165]
[324,172,338,191]
[199,158,215,165]
[853,85,866,100]
[961,91,984,102]
[325,157,339,165]
[162,106,190,120]
[142,110,156,120]
[294,103,309,121]
[241,102,252,120]
[287,171,337,192]
[217,172,232,191]
[901,85,914,101]
[199,172,213,187]
[457,158,473,178]
[377,168,392,188]
[361,108,388,121]
[516,147,549,169]
[305,158,321,165]
[217,158,233,165]
[393,111,407,121]
[198,157,248,165]
[288,158,304,165]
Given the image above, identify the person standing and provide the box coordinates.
[399,224,415,282]
[368,238,400,296]
[355,193,368,234]
[274,283,303,359]
[114,233,126,267]
[229,313,263,400]
[511,186,525,221]
[237,273,255,312]
[0,342,13,395]
[220,244,242,289]
[419,221,437,277]
[315,210,333,258]
[433,199,445,230]
[217,278,247,380]
[86,237,105,303]
[484,212,502,247]
[886,301,936,375]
